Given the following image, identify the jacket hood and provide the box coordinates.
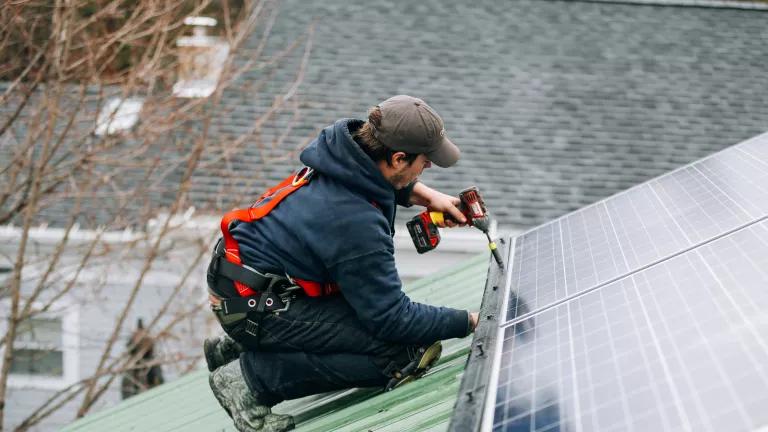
[300,119,395,209]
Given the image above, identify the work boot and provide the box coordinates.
[204,333,243,372]
[385,341,443,391]
[209,361,294,432]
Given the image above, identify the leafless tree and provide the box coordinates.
[0,1,315,430]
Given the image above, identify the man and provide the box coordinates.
[205,95,479,432]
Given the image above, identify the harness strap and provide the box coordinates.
[292,278,340,297]
[218,167,339,297]
[215,258,271,293]
[214,166,342,299]
[220,167,314,297]
[221,292,287,315]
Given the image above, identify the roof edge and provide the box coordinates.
[554,0,768,10]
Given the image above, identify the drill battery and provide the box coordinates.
[406,211,445,254]
[406,186,482,254]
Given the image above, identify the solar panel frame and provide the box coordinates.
[448,236,513,432]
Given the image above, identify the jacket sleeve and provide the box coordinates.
[328,248,470,345]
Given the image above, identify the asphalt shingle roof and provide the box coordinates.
[3,1,766,230]
[190,0,768,230]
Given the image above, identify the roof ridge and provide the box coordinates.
[556,0,768,10]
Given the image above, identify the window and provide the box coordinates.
[5,304,79,390]
[0,266,10,293]
[11,317,64,377]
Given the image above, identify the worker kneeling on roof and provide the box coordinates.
[205,95,479,432]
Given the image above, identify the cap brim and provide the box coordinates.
[427,136,460,168]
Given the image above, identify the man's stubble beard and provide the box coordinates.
[389,171,414,190]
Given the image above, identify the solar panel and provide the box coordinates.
[448,131,768,432]
[490,219,768,432]
[506,137,768,323]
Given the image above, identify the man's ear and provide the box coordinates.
[390,151,408,168]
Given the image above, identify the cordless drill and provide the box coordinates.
[406,187,504,267]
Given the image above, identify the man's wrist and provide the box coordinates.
[467,311,479,335]
[409,181,432,207]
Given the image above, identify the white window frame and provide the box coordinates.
[2,300,80,391]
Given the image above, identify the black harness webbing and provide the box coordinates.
[220,291,288,315]
[207,237,300,346]
[215,258,271,293]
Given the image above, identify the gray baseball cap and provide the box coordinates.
[371,95,460,167]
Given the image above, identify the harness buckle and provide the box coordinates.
[271,297,291,314]
[292,167,314,186]
[244,319,260,337]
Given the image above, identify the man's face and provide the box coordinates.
[390,153,432,189]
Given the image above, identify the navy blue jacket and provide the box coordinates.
[230,119,469,345]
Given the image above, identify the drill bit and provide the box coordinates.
[485,232,504,267]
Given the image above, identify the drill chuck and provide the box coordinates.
[472,216,491,233]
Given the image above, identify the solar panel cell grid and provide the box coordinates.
[506,222,568,320]
[561,204,630,296]
[505,140,768,323]
[739,133,768,160]
[603,183,687,273]
[492,221,768,432]
[649,164,752,243]
[695,148,768,217]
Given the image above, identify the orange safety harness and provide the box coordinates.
[216,166,340,299]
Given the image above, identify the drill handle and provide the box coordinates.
[428,209,473,226]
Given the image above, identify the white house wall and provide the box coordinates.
[1,233,212,431]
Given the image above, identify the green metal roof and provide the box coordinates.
[63,253,490,432]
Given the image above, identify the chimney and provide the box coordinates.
[172,16,230,98]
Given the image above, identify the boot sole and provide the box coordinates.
[386,341,443,391]
[210,373,280,432]
[209,366,295,432]
[415,342,442,371]
[262,414,296,432]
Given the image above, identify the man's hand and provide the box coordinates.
[209,294,222,308]
[410,182,467,227]
[469,312,479,332]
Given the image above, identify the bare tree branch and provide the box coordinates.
[0,0,318,428]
